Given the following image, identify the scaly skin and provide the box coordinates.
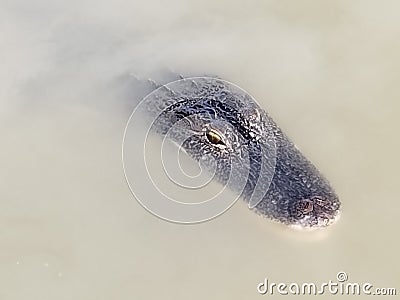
[145,77,340,228]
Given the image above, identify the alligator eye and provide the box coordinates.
[205,130,225,146]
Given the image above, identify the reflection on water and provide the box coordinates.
[0,0,399,299]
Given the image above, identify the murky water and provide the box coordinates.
[1,0,399,299]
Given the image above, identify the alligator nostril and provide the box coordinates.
[298,199,314,214]
[312,196,329,206]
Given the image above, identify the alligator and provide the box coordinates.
[134,76,340,229]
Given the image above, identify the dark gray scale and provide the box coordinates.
[147,77,340,228]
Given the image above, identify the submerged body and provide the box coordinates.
[144,77,340,228]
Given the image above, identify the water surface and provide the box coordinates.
[1,0,399,299]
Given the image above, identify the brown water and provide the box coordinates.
[1,0,399,299]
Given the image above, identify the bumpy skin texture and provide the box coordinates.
[146,77,340,228]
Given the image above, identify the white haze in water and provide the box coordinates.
[1,0,399,299]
